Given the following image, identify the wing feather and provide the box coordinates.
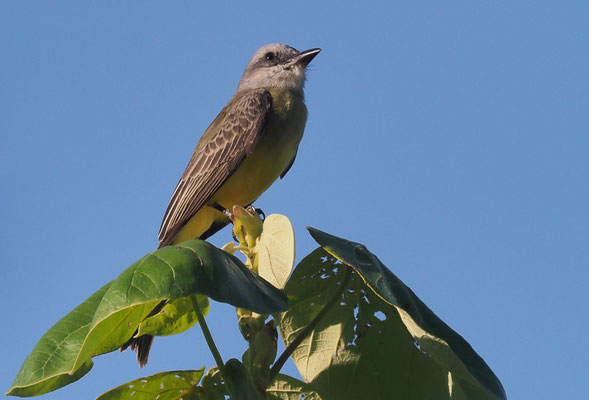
[158,89,272,247]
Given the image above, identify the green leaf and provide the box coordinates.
[279,246,504,399]
[137,294,210,337]
[308,227,506,399]
[200,367,227,399]
[266,374,321,400]
[96,369,205,400]
[223,359,263,400]
[241,321,277,388]
[7,240,288,397]
[5,283,112,397]
[258,214,295,289]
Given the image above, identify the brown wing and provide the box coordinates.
[158,89,272,247]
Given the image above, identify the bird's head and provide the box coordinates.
[237,43,321,94]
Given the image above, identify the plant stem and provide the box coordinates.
[191,296,225,375]
[269,267,352,383]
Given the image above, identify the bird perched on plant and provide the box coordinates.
[122,43,321,366]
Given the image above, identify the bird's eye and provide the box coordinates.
[265,52,275,61]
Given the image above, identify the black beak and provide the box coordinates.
[292,48,322,67]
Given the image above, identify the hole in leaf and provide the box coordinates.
[414,340,428,355]
[374,311,386,321]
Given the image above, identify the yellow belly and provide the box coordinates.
[172,89,307,244]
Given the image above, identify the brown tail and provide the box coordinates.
[121,334,154,367]
[120,300,166,367]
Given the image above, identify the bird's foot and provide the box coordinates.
[246,205,265,221]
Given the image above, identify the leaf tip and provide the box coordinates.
[306,226,321,237]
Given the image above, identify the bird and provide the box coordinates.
[122,43,321,367]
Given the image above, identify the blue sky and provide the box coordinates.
[2,2,588,399]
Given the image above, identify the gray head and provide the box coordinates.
[236,43,321,94]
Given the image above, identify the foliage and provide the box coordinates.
[7,208,505,399]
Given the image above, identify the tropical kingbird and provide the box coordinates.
[122,43,320,366]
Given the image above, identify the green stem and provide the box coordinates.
[191,296,225,375]
[269,267,352,383]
